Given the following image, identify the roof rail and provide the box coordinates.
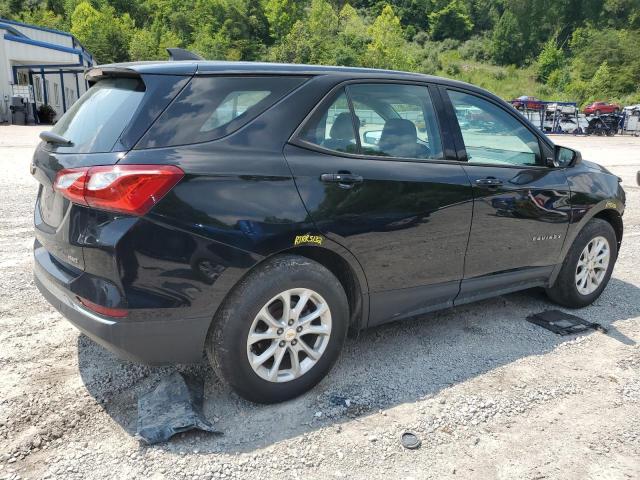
[166,48,203,61]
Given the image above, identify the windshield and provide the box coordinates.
[50,77,145,153]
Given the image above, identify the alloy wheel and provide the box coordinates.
[246,288,332,383]
[575,236,610,295]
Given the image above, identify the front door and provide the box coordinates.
[443,88,571,301]
[286,82,474,324]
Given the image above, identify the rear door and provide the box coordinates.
[441,87,571,302]
[285,81,474,325]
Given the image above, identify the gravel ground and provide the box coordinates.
[1,126,639,480]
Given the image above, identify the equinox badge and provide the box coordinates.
[532,234,562,242]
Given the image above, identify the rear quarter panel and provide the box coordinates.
[114,75,369,322]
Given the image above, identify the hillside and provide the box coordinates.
[2,0,639,106]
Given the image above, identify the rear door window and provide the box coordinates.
[137,76,306,148]
[298,91,358,153]
[348,83,443,159]
[297,83,443,161]
[49,77,145,154]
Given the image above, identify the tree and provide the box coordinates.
[129,27,181,60]
[269,0,339,64]
[129,29,158,60]
[71,2,134,63]
[536,37,564,82]
[189,0,269,60]
[429,0,474,41]
[262,0,306,40]
[491,10,524,65]
[19,7,68,30]
[587,61,614,101]
[363,5,415,71]
[335,3,369,66]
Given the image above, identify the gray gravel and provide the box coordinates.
[1,127,639,479]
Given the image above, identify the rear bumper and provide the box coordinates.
[34,251,211,365]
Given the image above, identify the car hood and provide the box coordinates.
[582,159,614,176]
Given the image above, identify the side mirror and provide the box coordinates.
[551,145,581,168]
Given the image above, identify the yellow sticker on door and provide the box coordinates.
[294,234,324,246]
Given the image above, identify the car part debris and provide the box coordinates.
[400,431,421,450]
[527,310,607,335]
[136,372,221,444]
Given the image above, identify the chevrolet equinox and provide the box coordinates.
[33,60,625,403]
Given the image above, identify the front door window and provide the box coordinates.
[448,90,542,167]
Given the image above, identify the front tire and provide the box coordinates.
[546,218,617,308]
[206,255,349,403]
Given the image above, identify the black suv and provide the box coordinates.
[33,61,625,403]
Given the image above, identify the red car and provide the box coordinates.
[511,95,544,110]
[583,101,620,116]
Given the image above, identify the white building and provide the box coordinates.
[0,17,94,124]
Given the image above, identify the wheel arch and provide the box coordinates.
[270,244,369,334]
[549,205,623,287]
[206,241,369,344]
[593,208,623,252]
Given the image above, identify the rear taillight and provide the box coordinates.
[54,164,184,215]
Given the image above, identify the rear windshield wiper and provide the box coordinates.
[39,131,73,146]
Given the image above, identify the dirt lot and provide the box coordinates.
[1,126,639,480]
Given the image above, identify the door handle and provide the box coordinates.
[475,177,503,187]
[320,173,364,185]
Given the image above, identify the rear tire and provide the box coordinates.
[546,219,617,308]
[206,255,349,403]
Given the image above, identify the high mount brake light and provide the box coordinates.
[53,165,184,215]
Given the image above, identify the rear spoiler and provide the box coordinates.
[85,67,140,83]
[85,49,203,84]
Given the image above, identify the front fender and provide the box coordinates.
[548,200,624,287]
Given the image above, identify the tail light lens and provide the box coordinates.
[54,165,184,215]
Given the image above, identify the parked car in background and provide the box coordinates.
[511,95,544,110]
[546,103,577,115]
[583,101,620,116]
[33,59,626,403]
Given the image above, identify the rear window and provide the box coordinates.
[136,76,306,148]
[49,77,145,154]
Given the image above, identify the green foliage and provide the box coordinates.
[586,61,614,102]
[262,0,305,40]
[429,0,473,41]
[269,0,339,64]
[2,0,640,105]
[129,28,180,60]
[70,1,134,64]
[459,34,492,62]
[335,3,369,65]
[19,6,67,30]
[363,5,415,70]
[536,37,564,82]
[491,10,524,66]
